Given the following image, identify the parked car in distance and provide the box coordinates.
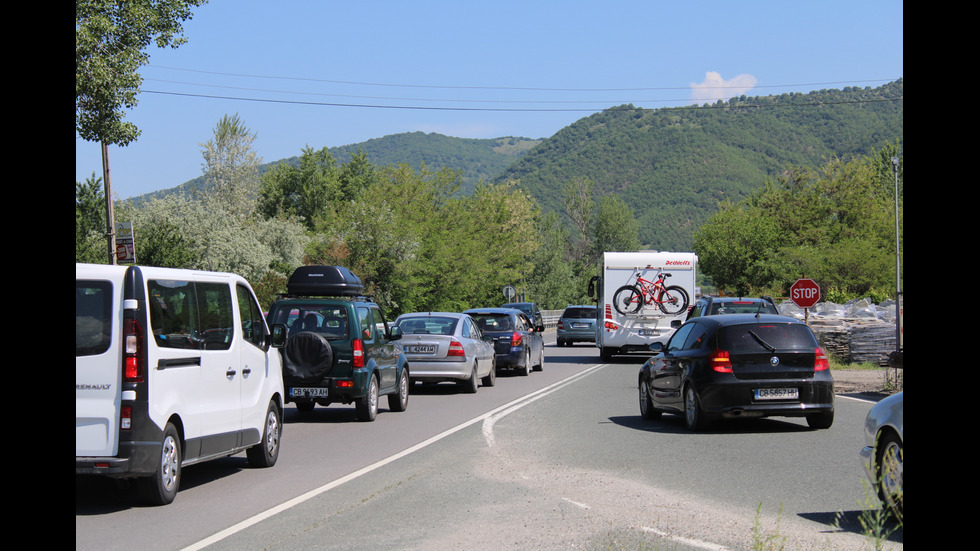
[267,266,409,421]
[638,314,834,431]
[392,312,496,392]
[860,391,903,521]
[557,305,597,347]
[686,296,779,320]
[501,302,544,328]
[464,308,545,376]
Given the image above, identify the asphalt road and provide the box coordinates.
[76,336,902,550]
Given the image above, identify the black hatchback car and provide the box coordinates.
[638,314,834,431]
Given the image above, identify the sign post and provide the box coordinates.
[790,277,820,323]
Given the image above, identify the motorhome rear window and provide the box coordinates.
[148,280,234,350]
[76,280,113,357]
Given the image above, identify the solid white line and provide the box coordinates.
[182,362,609,551]
[639,526,731,551]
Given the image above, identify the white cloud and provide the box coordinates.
[690,71,758,104]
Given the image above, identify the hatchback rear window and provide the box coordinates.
[718,324,818,353]
[562,307,596,318]
[709,301,778,315]
[76,280,113,357]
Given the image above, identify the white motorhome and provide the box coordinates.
[588,251,698,361]
[75,264,284,505]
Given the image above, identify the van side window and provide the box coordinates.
[76,280,112,357]
[148,280,234,350]
[236,284,267,348]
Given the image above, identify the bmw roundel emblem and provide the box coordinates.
[770,356,780,366]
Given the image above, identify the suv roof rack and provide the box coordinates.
[286,265,365,297]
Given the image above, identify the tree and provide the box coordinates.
[590,194,641,262]
[76,173,107,263]
[258,146,340,230]
[76,0,207,145]
[200,113,261,220]
[76,0,208,263]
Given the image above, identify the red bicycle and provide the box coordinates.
[613,271,689,315]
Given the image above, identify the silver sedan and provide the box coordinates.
[859,391,903,522]
[393,312,496,393]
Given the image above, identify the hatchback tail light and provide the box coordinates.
[710,349,733,373]
[352,339,365,368]
[814,347,830,371]
[511,332,523,346]
[448,340,465,356]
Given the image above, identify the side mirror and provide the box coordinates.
[587,276,598,298]
[535,325,545,333]
[388,325,403,341]
[270,324,287,347]
[648,342,664,353]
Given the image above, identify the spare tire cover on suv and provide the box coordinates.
[283,332,334,383]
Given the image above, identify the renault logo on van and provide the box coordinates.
[76,383,112,390]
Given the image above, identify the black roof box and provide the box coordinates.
[287,265,364,297]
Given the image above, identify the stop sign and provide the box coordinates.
[790,278,821,309]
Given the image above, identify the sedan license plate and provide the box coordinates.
[290,387,330,398]
[405,345,436,354]
[754,387,799,400]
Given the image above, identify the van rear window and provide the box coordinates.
[76,280,113,357]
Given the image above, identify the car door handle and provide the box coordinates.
[226,369,237,378]
[242,367,252,377]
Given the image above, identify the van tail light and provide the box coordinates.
[352,339,365,368]
[120,406,132,430]
[814,347,830,371]
[710,349,733,373]
[511,332,523,346]
[123,319,144,382]
[448,340,465,356]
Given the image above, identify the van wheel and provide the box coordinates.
[356,374,379,421]
[388,369,409,412]
[247,401,281,468]
[138,423,181,505]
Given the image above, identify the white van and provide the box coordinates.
[75,264,284,505]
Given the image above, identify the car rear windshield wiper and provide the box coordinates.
[747,330,776,353]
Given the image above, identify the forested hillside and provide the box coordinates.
[494,80,903,250]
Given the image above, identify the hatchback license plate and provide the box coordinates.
[406,345,435,354]
[754,387,798,400]
[291,387,330,398]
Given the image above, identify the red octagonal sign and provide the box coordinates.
[790,278,821,309]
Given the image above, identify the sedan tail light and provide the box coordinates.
[448,340,465,356]
[814,347,830,371]
[710,349,733,373]
[511,332,523,346]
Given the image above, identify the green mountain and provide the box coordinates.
[147,132,541,201]
[493,80,903,250]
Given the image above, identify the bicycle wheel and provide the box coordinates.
[657,285,689,315]
[613,285,644,315]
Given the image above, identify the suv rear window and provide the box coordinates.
[718,324,818,353]
[562,307,596,318]
[76,280,113,357]
[269,304,350,340]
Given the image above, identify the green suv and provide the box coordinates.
[268,266,409,421]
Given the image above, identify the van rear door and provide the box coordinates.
[76,265,126,457]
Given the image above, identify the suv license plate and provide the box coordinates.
[754,387,799,400]
[291,387,330,398]
[405,345,436,354]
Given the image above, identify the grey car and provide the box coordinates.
[393,312,496,393]
[556,305,597,347]
[859,391,903,521]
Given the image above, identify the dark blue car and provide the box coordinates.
[464,308,545,376]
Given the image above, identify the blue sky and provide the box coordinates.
[75,1,903,199]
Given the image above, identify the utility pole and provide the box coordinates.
[102,142,116,265]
